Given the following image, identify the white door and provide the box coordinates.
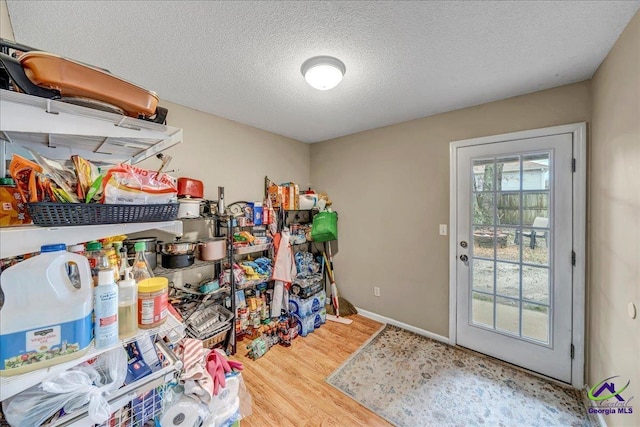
[451,127,584,385]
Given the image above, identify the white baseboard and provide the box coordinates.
[356,307,450,344]
[583,385,608,427]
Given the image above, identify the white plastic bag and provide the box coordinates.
[3,347,128,427]
[101,163,177,205]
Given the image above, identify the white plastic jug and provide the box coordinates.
[0,244,94,376]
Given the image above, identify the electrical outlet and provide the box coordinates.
[374,287,381,297]
[439,224,447,235]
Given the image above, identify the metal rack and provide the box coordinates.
[216,202,276,355]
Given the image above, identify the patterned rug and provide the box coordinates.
[326,324,592,427]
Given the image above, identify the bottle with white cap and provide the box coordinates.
[94,269,119,349]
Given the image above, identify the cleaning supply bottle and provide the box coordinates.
[0,244,93,376]
[117,268,138,340]
[94,269,119,349]
[132,241,154,283]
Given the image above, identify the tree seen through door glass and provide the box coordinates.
[472,159,496,226]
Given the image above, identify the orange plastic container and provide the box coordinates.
[20,51,159,118]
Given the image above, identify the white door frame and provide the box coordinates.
[448,122,587,388]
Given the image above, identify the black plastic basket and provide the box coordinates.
[27,203,179,227]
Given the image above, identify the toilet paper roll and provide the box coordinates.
[160,395,201,427]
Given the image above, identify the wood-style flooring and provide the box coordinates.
[232,314,393,427]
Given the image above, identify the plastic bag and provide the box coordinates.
[3,347,128,427]
[101,163,177,204]
[29,150,80,203]
[201,373,253,427]
[311,211,338,242]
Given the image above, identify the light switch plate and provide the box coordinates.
[439,224,447,235]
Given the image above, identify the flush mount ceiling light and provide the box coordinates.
[301,56,346,90]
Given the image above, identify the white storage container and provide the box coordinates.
[0,244,93,376]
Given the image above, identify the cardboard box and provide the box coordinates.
[268,184,285,208]
[0,185,31,226]
[268,182,299,210]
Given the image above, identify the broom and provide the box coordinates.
[323,242,357,320]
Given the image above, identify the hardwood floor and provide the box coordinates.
[232,314,393,427]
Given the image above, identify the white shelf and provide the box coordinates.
[0,313,183,402]
[0,89,183,172]
[0,220,183,259]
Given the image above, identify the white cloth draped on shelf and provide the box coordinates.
[270,229,296,317]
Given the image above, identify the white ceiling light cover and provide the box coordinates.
[301,56,346,90]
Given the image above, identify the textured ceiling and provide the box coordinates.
[6,1,640,143]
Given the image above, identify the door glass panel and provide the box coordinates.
[468,150,554,347]
[496,296,520,335]
[473,193,494,226]
[496,262,520,298]
[472,259,494,293]
[473,226,495,259]
[522,153,550,190]
[472,292,494,328]
[496,156,520,191]
[496,227,519,262]
[498,192,520,225]
[473,159,495,191]
[522,192,549,226]
[522,266,549,304]
[522,303,549,343]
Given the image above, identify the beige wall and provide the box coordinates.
[1,0,15,41]
[311,82,590,337]
[589,11,639,427]
[137,100,310,204]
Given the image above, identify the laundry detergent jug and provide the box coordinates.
[0,244,93,376]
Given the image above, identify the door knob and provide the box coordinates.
[459,255,468,262]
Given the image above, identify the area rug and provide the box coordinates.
[326,324,592,427]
